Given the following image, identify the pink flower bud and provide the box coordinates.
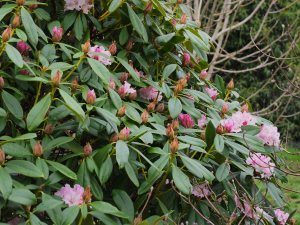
[2,27,12,42]
[108,41,117,55]
[182,52,190,67]
[179,113,194,128]
[33,141,43,157]
[0,77,4,89]
[180,13,187,24]
[86,89,96,105]
[51,70,62,87]
[200,70,208,80]
[17,41,30,55]
[118,127,130,140]
[52,26,63,42]
[83,143,93,156]
[0,149,5,165]
[221,103,229,114]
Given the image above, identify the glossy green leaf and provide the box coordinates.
[172,165,192,195]
[2,90,23,119]
[127,4,148,42]
[112,189,134,222]
[21,7,38,46]
[98,156,113,184]
[109,0,123,13]
[46,160,77,180]
[168,97,182,119]
[91,201,128,218]
[109,89,122,109]
[0,167,12,199]
[116,140,129,168]
[6,160,44,178]
[8,188,36,205]
[214,134,224,152]
[117,57,140,82]
[5,44,23,68]
[205,121,216,149]
[87,57,110,85]
[216,163,230,181]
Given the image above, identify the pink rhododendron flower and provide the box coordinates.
[64,0,93,14]
[179,113,194,128]
[255,207,273,221]
[221,118,235,133]
[52,26,63,42]
[17,41,30,55]
[197,115,207,129]
[88,45,112,65]
[139,86,162,101]
[274,209,289,225]
[192,183,211,198]
[234,195,254,218]
[55,184,84,207]
[118,81,136,98]
[257,124,280,147]
[246,153,275,178]
[205,87,218,100]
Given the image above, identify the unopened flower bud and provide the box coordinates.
[128,92,137,101]
[182,52,190,67]
[16,0,25,6]
[171,19,177,26]
[200,132,206,140]
[29,4,38,11]
[170,138,179,154]
[118,127,130,141]
[180,13,187,24]
[110,133,119,143]
[166,125,175,139]
[17,41,30,55]
[83,142,93,156]
[33,141,43,157]
[82,40,91,54]
[155,103,165,113]
[86,89,96,105]
[227,79,234,90]
[44,124,54,135]
[241,104,249,112]
[117,106,126,117]
[200,70,208,80]
[51,70,62,87]
[83,186,92,203]
[221,103,229,114]
[216,125,224,134]
[2,27,12,42]
[0,149,5,165]
[109,79,116,89]
[71,77,79,92]
[147,101,156,112]
[141,110,149,124]
[134,216,143,225]
[119,72,129,83]
[177,0,183,3]
[171,119,179,130]
[144,1,153,14]
[126,39,134,51]
[0,77,5,89]
[12,15,21,28]
[52,26,63,42]
[108,41,117,55]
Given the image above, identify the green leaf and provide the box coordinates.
[26,93,51,131]
[205,121,216,149]
[0,167,12,199]
[109,0,123,13]
[0,133,37,142]
[87,57,110,85]
[8,188,36,205]
[48,62,73,71]
[214,134,224,152]
[6,160,44,178]
[46,160,77,180]
[91,201,128,218]
[5,44,24,68]
[125,103,142,124]
[216,163,230,181]
[116,140,129,168]
[112,189,134,222]
[267,183,284,207]
[214,75,226,98]
[109,89,122,109]
[0,5,14,22]
[185,30,209,52]
[98,156,113,184]
[62,206,80,225]
[127,4,148,42]
[180,155,215,181]
[172,165,192,195]
[96,107,120,126]
[30,213,47,225]
[225,139,249,155]
[2,143,32,157]
[21,7,38,46]
[117,57,140,82]
[74,14,83,40]
[59,89,85,121]
[125,163,139,187]
[44,136,74,152]
[2,90,23,119]
[168,97,182,119]
[163,64,177,79]
[36,158,49,179]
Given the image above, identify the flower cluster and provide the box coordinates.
[55,184,84,206]
[205,87,218,100]
[139,86,162,101]
[246,153,275,178]
[179,113,194,128]
[88,45,112,65]
[64,0,93,14]
[221,111,256,133]
[257,124,280,147]
[191,183,211,198]
[118,81,137,99]
[274,209,289,225]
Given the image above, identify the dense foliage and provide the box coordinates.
[0,0,294,224]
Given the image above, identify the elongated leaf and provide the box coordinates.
[2,143,32,157]
[59,89,85,121]
[46,160,77,180]
[0,167,12,199]
[21,8,38,46]
[205,121,216,149]
[27,93,51,131]
[44,136,74,152]
[125,103,141,124]
[168,97,182,119]
[6,160,44,178]
[109,89,122,109]
[2,90,23,119]
[98,156,113,184]
[216,163,230,181]
[62,206,80,225]
[112,189,134,222]
[214,134,224,152]
[172,165,192,195]
[109,0,123,13]
[117,57,140,82]
[127,4,148,42]
[91,201,128,218]
[163,64,177,79]
[0,5,14,22]
[5,44,23,68]
[116,140,129,168]
[87,58,110,85]
[8,188,36,205]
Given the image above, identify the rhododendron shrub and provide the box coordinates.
[0,1,293,224]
